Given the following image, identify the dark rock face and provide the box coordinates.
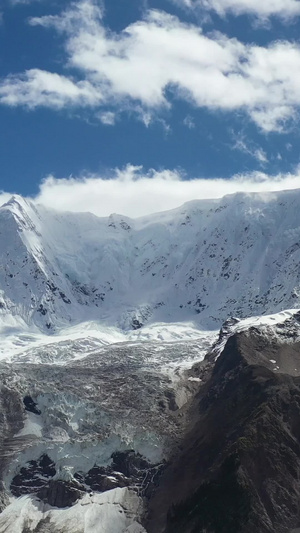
[23,396,41,415]
[9,448,164,508]
[37,480,85,508]
[0,482,9,513]
[75,450,164,498]
[166,453,251,533]
[10,454,56,497]
[111,450,153,478]
[132,319,143,330]
[147,330,300,533]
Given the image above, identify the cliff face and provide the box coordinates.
[147,326,300,533]
[1,190,300,336]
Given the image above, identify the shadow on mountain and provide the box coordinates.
[147,329,300,533]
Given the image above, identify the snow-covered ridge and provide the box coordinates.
[0,490,147,533]
[208,308,300,361]
[1,189,300,337]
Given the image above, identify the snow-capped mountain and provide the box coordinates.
[1,189,300,337]
[1,190,300,532]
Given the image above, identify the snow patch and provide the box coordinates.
[15,412,43,438]
[0,489,146,533]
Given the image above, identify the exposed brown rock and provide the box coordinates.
[147,330,300,533]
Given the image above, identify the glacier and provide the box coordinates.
[0,189,300,532]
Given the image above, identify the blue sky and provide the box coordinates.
[0,0,300,216]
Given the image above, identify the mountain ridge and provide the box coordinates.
[147,316,300,533]
[0,189,300,334]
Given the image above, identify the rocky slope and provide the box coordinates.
[0,310,299,531]
[147,312,300,533]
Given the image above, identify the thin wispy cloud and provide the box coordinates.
[233,137,268,164]
[0,0,299,132]
[254,149,268,164]
[9,0,44,4]
[183,115,195,129]
[169,0,300,20]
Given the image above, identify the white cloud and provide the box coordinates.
[29,165,300,218]
[0,192,14,205]
[97,111,116,125]
[9,0,44,4]
[1,1,300,130]
[233,137,268,164]
[0,69,101,109]
[183,115,195,128]
[169,0,300,20]
[254,149,268,164]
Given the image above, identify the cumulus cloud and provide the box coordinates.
[30,165,300,218]
[1,0,300,130]
[0,69,101,109]
[170,0,300,20]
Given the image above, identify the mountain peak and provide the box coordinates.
[1,193,31,210]
[0,194,39,227]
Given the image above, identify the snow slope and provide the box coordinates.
[0,490,146,533]
[1,189,300,338]
[0,320,213,363]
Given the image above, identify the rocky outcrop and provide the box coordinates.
[147,328,300,533]
[37,480,85,508]
[10,454,56,497]
[75,451,165,498]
